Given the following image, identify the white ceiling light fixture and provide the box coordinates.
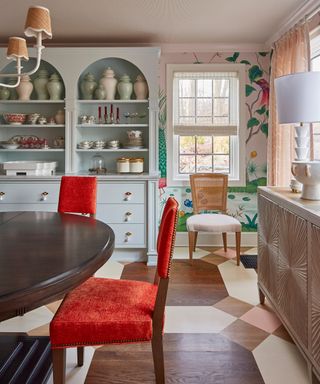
[0,6,52,88]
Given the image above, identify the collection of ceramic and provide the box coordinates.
[2,110,65,125]
[80,68,148,100]
[78,130,143,150]
[0,135,65,149]
[0,69,64,101]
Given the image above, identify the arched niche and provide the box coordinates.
[77,57,148,100]
[0,58,65,100]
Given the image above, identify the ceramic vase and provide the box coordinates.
[94,84,106,100]
[55,110,65,124]
[0,86,10,100]
[80,72,97,100]
[47,73,63,100]
[34,68,50,100]
[100,67,117,100]
[17,75,33,101]
[117,74,133,100]
[134,74,148,99]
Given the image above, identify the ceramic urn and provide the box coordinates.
[47,73,63,100]
[34,68,50,100]
[134,74,148,99]
[17,75,33,101]
[80,72,97,100]
[117,74,133,100]
[100,67,117,100]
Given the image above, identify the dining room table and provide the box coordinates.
[0,211,115,383]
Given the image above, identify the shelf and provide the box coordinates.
[0,124,65,128]
[0,100,65,104]
[0,149,65,152]
[77,100,148,104]
[76,149,148,152]
[76,124,148,128]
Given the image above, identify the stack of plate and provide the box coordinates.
[92,140,106,150]
[106,140,120,149]
[124,137,144,149]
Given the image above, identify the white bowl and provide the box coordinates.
[1,143,19,149]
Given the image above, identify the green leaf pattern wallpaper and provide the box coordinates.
[158,51,271,232]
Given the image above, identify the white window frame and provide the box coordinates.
[166,63,246,187]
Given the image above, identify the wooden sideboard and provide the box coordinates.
[258,187,320,383]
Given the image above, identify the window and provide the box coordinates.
[311,28,320,159]
[166,64,246,186]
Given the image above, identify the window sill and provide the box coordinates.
[167,177,246,188]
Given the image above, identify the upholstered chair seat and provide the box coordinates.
[187,213,241,233]
[51,277,158,347]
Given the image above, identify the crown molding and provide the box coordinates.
[160,43,269,53]
[265,0,320,47]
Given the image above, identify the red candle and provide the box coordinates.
[104,106,107,116]
[98,106,101,119]
[116,107,119,119]
[110,104,113,114]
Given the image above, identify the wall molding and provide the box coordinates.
[265,0,320,47]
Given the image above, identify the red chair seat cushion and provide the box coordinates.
[50,277,158,348]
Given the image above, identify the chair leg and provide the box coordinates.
[152,332,165,384]
[52,348,66,384]
[77,346,84,366]
[188,231,196,263]
[222,232,227,252]
[235,231,241,266]
[193,231,198,252]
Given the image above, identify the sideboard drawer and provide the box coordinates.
[96,204,145,224]
[109,223,146,247]
[97,183,145,204]
[0,183,60,204]
[0,203,57,212]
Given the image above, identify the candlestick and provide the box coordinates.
[104,105,107,123]
[111,104,113,114]
[116,107,120,124]
[98,106,102,124]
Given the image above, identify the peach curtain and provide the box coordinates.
[268,23,310,186]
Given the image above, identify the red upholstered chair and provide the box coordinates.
[50,197,179,384]
[58,176,97,216]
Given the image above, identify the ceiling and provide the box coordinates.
[0,0,308,46]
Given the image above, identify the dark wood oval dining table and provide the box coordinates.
[0,211,115,322]
[0,211,115,383]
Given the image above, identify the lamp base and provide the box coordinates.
[291,161,320,200]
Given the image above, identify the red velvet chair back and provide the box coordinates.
[157,197,179,279]
[58,176,97,216]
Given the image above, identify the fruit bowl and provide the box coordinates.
[3,113,27,125]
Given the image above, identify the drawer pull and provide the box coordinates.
[41,192,49,201]
[125,232,132,242]
[0,192,5,201]
[125,212,132,222]
[124,192,132,201]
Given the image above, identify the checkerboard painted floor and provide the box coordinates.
[0,247,311,383]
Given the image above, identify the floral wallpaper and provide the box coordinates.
[158,51,271,232]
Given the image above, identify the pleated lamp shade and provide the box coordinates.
[24,6,52,40]
[7,37,29,61]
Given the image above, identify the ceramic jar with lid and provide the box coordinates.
[100,67,117,100]
[129,158,144,173]
[117,74,133,100]
[117,158,130,173]
[0,86,10,100]
[94,84,106,100]
[8,78,18,100]
[17,75,33,100]
[80,72,97,100]
[134,74,148,99]
[34,68,50,100]
[47,73,63,100]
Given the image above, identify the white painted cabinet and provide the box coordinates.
[0,47,160,263]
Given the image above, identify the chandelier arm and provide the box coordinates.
[0,34,44,80]
[0,57,22,87]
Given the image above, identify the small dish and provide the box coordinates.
[1,143,19,149]
[3,113,27,125]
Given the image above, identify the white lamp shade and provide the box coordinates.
[275,71,320,124]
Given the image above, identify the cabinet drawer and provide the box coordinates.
[96,204,145,224]
[0,183,60,204]
[109,223,145,247]
[97,183,145,204]
[0,203,57,212]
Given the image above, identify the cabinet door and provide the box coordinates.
[311,224,320,368]
[278,207,308,347]
[258,195,279,298]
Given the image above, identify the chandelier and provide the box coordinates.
[0,6,52,88]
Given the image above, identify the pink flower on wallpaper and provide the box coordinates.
[254,78,269,106]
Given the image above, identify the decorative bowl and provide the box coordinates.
[3,113,27,125]
[1,143,19,149]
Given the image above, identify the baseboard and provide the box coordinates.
[111,249,147,263]
[175,232,258,247]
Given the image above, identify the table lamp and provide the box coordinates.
[275,71,320,200]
